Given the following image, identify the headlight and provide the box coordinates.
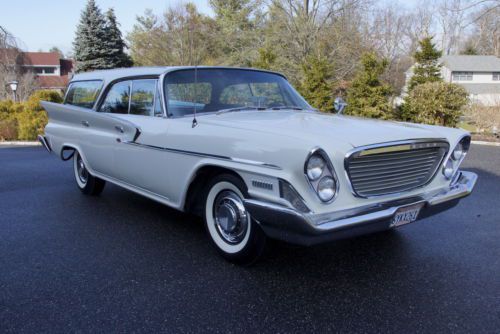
[442,136,471,180]
[306,155,325,180]
[304,149,338,203]
[442,159,454,179]
[317,176,335,202]
[451,143,464,160]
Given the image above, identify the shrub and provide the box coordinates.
[465,103,500,133]
[401,82,468,127]
[0,90,63,141]
[0,100,21,140]
[16,90,63,140]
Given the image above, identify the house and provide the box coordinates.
[0,49,74,93]
[403,55,500,106]
[20,52,74,92]
[440,55,500,106]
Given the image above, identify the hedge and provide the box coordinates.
[0,90,63,141]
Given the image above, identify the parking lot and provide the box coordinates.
[1,144,499,333]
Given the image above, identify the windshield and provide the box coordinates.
[163,68,312,117]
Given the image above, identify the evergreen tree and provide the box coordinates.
[73,0,109,72]
[408,37,443,90]
[298,55,334,112]
[252,46,277,70]
[345,52,393,119]
[104,8,132,68]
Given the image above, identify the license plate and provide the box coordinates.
[391,203,424,227]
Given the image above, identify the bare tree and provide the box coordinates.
[0,26,38,101]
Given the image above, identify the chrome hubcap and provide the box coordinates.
[213,190,249,244]
[76,155,88,184]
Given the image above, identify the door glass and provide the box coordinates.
[130,79,157,116]
[64,80,102,109]
[100,81,130,114]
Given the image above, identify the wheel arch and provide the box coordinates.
[183,164,247,216]
[59,143,95,175]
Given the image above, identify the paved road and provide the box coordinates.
[0,145,499,333]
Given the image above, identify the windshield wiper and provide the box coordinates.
[216,106,266,115]
[267,106,304,111]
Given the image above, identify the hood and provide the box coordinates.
[200,110,447,148]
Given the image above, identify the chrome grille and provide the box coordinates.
[345,141,449,197]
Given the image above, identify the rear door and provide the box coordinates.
[42,98,139,177]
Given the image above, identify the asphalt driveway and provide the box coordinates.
[0,144,499,333]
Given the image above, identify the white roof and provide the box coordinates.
[70,66,286,85]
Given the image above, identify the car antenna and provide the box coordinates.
[192,64,198,128]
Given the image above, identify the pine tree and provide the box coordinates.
[345,52,393,119]
[408,37,443,90]
[104,8,132,68]
[73,0,109,72]
[252,47,277,70]
[298,55,335,112]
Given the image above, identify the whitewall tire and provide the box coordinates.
[203,174,266,264]
[73,151,106,196]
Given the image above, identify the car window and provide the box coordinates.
[166,83,211,116]
[100,81,131,114]
[64,81,102,109]
[219,84,253,105]
[130,79,157,116]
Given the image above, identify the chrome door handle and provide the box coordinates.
[115,125,124,133]
[81,120,89,127]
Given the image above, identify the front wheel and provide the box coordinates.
[73,151,106,196]
[203,174,266,265]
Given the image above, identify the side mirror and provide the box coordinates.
[334,97,347,114]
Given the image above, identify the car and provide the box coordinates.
[39,66,477,264]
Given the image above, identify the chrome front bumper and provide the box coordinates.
[245,171,478,246]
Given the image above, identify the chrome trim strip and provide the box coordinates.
[344,138,450,198]
[121,141,282,170]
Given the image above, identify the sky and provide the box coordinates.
[0,0,213,55]
[1,0,420,56]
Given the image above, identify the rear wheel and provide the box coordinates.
[73,151,105,196]
[203,174,266,265]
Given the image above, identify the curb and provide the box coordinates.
[0,141,40,146]
[471,140,500,147]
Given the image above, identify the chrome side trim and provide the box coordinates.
[121,141,282,170]
[344,138,450,199]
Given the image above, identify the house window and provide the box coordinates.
[493,73,500,81]
[35,67,56,75]
[452,72,473,81]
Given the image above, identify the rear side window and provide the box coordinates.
[130,79,156,116]
[64,81,102,109]
[100,81,131,114]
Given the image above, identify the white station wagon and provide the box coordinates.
[39,67,477,264]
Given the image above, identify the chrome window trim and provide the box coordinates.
[304,147,340,204]
[121,140,281,170]
[344,138,450,199]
